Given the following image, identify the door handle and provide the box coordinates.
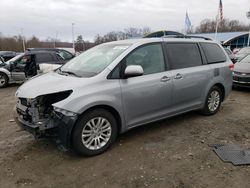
[174,73,183,80]
[161,76,171,82]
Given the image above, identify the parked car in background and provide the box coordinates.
[233,54,250,88]
[14,38,233,156]
[0,51,66,88]
[57,48,76,56]
[27,48,75,61]
[232,48,241,54]
[0,56,5,65]
[0,51,17,61]
[235,47,250,62]
[224,48,237,63]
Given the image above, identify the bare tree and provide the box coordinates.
[195,18,250,33]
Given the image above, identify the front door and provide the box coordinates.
[11,55,32,81]
[120,43,173,127]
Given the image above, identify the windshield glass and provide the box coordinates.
[240,54,250,63]
[59,43,131,77]
[238,47,250,54]
[5,53,24,65]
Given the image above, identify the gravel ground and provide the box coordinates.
[0,84,250,188]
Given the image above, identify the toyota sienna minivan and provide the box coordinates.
[14,38,233,156]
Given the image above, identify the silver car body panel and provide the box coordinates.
[0,67,18,84]
[16,38,233,133]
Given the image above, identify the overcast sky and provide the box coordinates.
[0,0,250,42]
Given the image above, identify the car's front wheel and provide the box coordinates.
[0,72,8,88]
[72,109,118,156]
[201,86,222,115]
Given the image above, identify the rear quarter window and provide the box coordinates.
[201,43,227,64]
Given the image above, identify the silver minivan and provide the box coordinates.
[14,38,233,156]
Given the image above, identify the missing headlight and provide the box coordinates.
[37,90,73,117]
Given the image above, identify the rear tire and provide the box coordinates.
[201,86,222,115]
[72,109,118,156]
[0,72,8,88]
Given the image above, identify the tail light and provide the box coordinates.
[229,63,234,71]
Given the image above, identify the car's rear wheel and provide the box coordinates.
[72,109,118,156]
[201,86,222,115]
[0,72,8,88]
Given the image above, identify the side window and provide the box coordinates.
[16,55,32,65]
[59,50,73,60]
[125,44,165,75]
[201,43,227,64]
[36,53,54,63]
[56,54,64,61]
[165,43,203,69]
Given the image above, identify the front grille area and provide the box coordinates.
[233,76,250,83]
[16,107,33,123]
[17,98,33,123]
[234,71,250,76]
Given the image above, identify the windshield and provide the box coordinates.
[59,43,131,77]
[238,47,250,54]
[240,54,250,63]
[5,53,24,65]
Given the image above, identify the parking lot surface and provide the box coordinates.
[0,84,250,188]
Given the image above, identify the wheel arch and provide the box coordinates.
[69,104,123,147]
[0,71,10,86]
[213,83,225,101]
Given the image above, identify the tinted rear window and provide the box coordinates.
[36,53,54,63]
[165,43,203,69]
[201,43,227,64]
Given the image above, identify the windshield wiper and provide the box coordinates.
[56,67,80,77]
[61,70,81,77]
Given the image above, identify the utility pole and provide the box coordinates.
[247,11,250,47]
[72,23,75,50]
[82,39,86,51]
[54,31,58,48]
[21,28,26,52]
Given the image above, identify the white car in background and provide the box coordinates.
[0,51,66,88]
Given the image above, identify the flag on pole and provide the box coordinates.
[185,12,192,34]
[219,0,223,21]
[215,0,224,40]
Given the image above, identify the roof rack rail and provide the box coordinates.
[162,35,212,41]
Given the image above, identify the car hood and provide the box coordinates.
[16,72,94,98]
[235,53,248,61]
[234,63,250,73]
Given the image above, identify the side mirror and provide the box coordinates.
[124,65,143,78]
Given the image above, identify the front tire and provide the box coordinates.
[0,72,8,88]
[72,109,118,156]
[201,86,222,115]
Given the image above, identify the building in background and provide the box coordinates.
[191,32,249,50]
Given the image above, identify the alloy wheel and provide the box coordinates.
[208,90,220,112]
[81,117,112,150]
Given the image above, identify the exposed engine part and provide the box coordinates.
[17,90,72,131]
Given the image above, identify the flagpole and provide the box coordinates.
[185,12,187,35]
[214,5,220,41]
[247,11,250,47]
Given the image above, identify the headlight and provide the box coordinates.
[53,107,77,117]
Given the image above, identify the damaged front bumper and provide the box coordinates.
[14,100,78,150]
